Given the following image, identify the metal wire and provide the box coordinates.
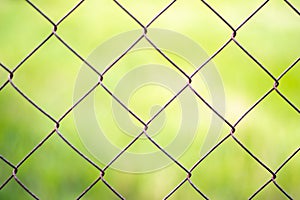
[0,0,299,199]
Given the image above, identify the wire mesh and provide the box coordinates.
[0,0,299,199]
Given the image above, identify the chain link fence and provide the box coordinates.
[0,0,299,199]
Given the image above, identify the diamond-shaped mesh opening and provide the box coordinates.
[212,42,272,122]
[14,132,100,199]
[236,92,300,169]
[0,2,50,68]
[57,0,140,58]
[254,183,291,199]
[29,0,80,22]
[190,138,270,199]
[0,86,53,163]
[12,37,82,119]
[237,0,300,77]
[104,164,187,199]
[0,179,33,200]
[165,181,204,200]
[204,0,266,28]
[115,0,174,25]
[276,151,300,197]
[152,0,231,55]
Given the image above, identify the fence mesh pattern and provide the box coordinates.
[0,0,299,199]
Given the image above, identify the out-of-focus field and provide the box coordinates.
[0,0,299,199]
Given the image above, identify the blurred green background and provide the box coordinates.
[0,0,299,199]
